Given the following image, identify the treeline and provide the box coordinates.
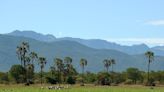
[1,67,164,85]
[0,42,163,86]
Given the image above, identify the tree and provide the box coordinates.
[24,56,31,65]
[126,68,142,84]
[29,52,38,65]
[28,52,38,83]
[9,65,26,83]
[16,42,30,84]
[110,58,116,83]
[97,72,110,85]
[64,57,73,76]
[0,72,9,84]
[110,59,115,73]
[46,77,57,84]
[103,59,111,73]
[67,76,76,84]
[80,58,87,86]
[26,64,34,83]
[38,57,47,85]
[84,71,97,83]
[145,51,154,84]
[50,66,56,78]
[80,58,87,74]
[54,58,64,86]
[16,42,29,68]
[24,56,32,84]
[64,57,73,83]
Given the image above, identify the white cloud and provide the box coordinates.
[146,20,164,26]
[107,38,164,47]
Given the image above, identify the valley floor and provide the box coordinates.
[0,84,164,92]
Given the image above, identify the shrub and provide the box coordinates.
[67,76,76,84]
[46,77,57,84]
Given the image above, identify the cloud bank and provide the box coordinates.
[146,20,164,26]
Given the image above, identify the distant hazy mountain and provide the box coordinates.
[58,37,150,55]
[0,34,164,72]
[152,46,164,51]
[7,30,56,42]
[6,30,164,56]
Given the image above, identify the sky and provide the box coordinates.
[0,0,164,47]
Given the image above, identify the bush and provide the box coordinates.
[76,77,83,84]
[100,78,110,85]
[46,77,57,84]
[97,72,111,85]
[0,72,9,84]
[9,65,26,83]
[67,76,76,84]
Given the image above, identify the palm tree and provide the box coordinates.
[16,46,23,66]
[26,64,34,83]
[64,57,73,75]
[103,59,111,73]
[54,58,64,86]
[24,56,31,65]
[110,59,115,73]
[145,51,154,84]
[28,52,37,83]
[50,66,56,78]
[21,42,29,68]
[16,42,29,68]
[16,42,30,83]
[38,57,47,85]
[24,56,31,83]
[80,58,87,86]
[110,58,115,83]
[29,52,38,65]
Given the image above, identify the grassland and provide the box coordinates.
[0,84,164,92]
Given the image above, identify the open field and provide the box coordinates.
[0,85,164,92]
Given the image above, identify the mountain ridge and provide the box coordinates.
[7,30,56,42]
[6,30,164,56]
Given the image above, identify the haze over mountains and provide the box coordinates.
[7,30,164,55]
[0,30,164,72]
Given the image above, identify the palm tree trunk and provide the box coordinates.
[23,57,27,83]
[82,66,84,86]
[58,70,60,86]
[147,59,150,84]
[111,64,113,83]
[23,52,26,68]
[26,69,29,84]
[112,64,113,73]
[21,60,23,67]
[107,67,109,73]
[41,68,43,85]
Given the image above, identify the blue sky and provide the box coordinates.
[0,0,164,46]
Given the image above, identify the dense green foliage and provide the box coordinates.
[126,68,143,84]
[9,65,26,83]
[0,66,163,85]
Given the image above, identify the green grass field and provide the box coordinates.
[0,85,163,92]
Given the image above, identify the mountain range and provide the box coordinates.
[0,30,163,72]
[7,30,164,55]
